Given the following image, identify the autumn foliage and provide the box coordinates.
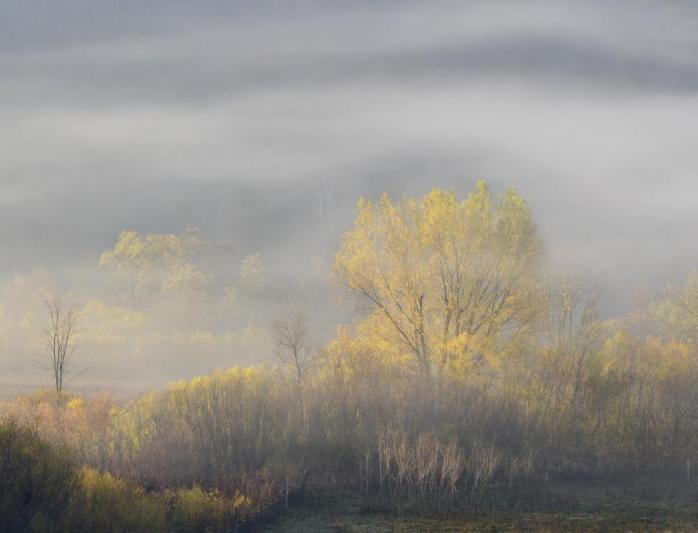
[2,182,698,530]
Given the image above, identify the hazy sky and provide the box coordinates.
[2,1,697,313]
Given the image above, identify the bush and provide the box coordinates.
[69,467,166,533]
[0,420,78,533]
[165,485,252,533]
[0,421,168,533]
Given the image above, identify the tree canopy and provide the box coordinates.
[334,182,544,381]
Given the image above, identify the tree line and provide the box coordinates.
[2,181,698,531]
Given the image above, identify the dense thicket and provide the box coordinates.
[0,420,262,532]
[0,421,76,532]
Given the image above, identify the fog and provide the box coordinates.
[1,1,697,385]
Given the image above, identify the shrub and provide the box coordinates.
[70,467,166,533]
[0,420,78,533]
[165,485,252,533]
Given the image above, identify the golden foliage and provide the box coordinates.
[334,182,544,380]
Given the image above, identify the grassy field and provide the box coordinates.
[0,380,152,401]
[266,485,698,532]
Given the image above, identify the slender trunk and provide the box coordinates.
[284,474,289,508]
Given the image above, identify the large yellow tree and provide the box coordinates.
[334,181,544,382]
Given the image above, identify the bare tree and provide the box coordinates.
[272,311,315,385]
[271,310,316,507]
[550,276,602,410]
[272,310,317,433]
[39,296,80,392]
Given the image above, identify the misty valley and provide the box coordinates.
[2,183,698,532]
[3,2,698,531]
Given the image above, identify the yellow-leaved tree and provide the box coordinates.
[334,181,544,384]
[99,228,209,309]
[652,270,698,345]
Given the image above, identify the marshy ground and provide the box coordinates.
[268,485,698,532]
